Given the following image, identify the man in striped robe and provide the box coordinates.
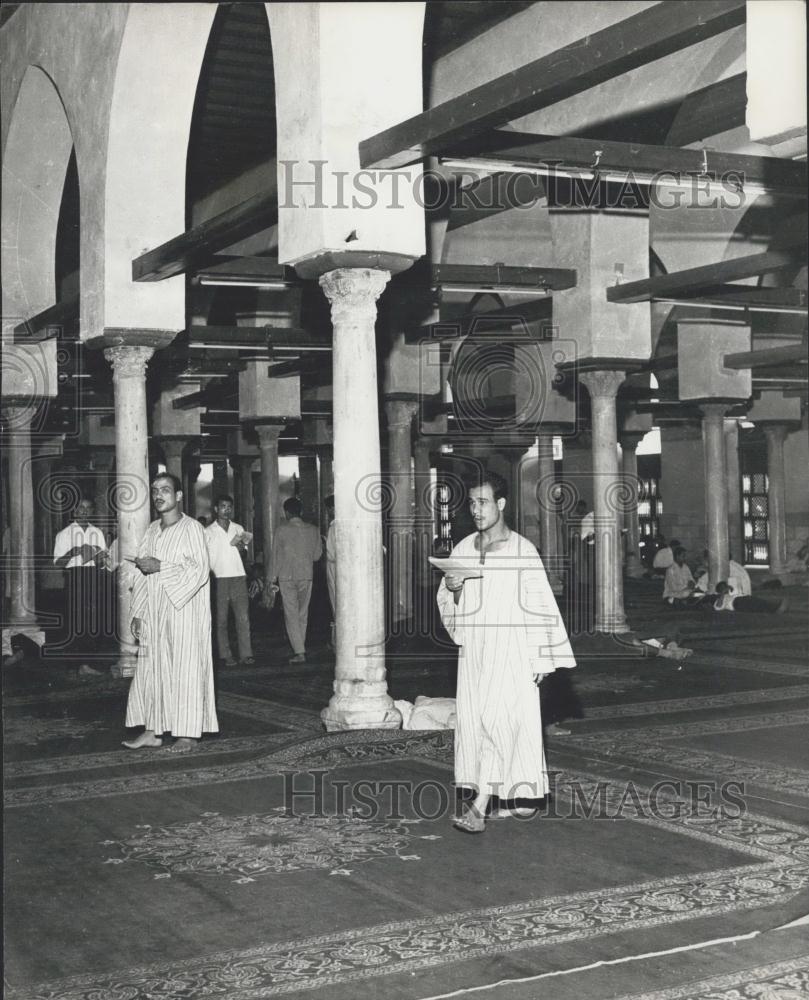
[437,469,575,833]
[122,473,218,752]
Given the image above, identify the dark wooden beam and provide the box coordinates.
[607,250,807,304]
[195,255,295,284]
[724,344,808,369]
[674,285,808,310]
[186,326,328,351]
[408,297,552,343]
[13,298,79,341]
[132,186,278,282]
[360,0,746,169]
[267,357,330,379]
[451,129,807,192]
[429,263,575,291]
[666,73,747,145]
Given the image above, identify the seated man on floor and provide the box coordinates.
[695,555,751,598]
[712,581,789,615]
[662,546,698,607]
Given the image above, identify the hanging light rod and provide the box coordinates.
[437,284,551,297]
[439,157,802,200]
[197,277,293,290]
[655,298,809,315]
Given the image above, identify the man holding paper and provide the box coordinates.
[53,497,110,674]
[205,495,254,667]
[123,473,218,751]
[436,469,575,834]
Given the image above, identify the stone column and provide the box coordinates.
[763,423,790,577]
[318,446,334,536]
[580,371,629,633]
[385,397,419,625]
[298,454,320,524]
[161,439,185,487]
[413,437,433,585]
[536,429,560,572]
[320,268,400,731]
[700,404,730,590]
[724,418,743,561]
[231,455,256,535]
[256,423,283,589]
[104,345,154,677]
[4,405,37,625]
[183,446,201,519]
[620,432,645,578]
[93,450,116,535]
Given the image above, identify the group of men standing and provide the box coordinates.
[51,476,325,752]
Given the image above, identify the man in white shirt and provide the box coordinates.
[662,546,697,605]
[52,497,109,672]
[205,495,254,667]
[272,497,322,663]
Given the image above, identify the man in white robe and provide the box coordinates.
[122,473,218,752]
[437,470,575,833]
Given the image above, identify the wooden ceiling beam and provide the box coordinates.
[724,344,808,369]
[448,129,807,192]
[132,186,278,282]
[672,285,808,311]
[13,297,80,341]
[407,297,552,343]
[666,72,747,145]
[360,0,746,169]
[187,326,328,351]
[607,249,807,304]
[427,263,574,291]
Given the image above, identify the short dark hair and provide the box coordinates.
[152,472,182,493]
[284,497,303,517]
[673,546,687,559]
[214,495,234,507]
[76,497,95,508]
[669,539,681,549]
[466,469,508,502]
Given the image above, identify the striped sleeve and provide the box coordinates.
[158,520,210,610]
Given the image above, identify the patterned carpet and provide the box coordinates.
[4,586,809,1000]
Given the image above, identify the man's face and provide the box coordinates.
[216,500,234,520]
[468,484,504,532]
[75,500,94,526]
[675,550,686,566]
[151,478,181,515]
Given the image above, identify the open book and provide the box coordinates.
[428,557,484,581]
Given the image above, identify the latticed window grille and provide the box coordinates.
[742,472,769,564]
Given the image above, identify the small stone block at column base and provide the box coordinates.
[321,700,402,732]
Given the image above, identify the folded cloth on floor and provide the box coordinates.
[395,696,457,730]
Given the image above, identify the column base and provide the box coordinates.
[594,620,631,635]
[321,697,402,732]
[625,558,645,579]
[111,647,138,679]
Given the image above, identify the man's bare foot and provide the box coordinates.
[289,652,306,664]
[489,805,538,819]
[546,722,571,736]
[122,731,163,749]
[78,664,104,678]
[166,737,198,754]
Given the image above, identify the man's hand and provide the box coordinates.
[444,573,465,593]
[135,556,161,575]
[131,617,142,640]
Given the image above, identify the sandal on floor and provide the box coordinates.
[241,657,256,666]
[453,806,486,834]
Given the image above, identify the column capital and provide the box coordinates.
[619,431,645,451]
[255,423,284,446]
[1,403,37,432]
[319,268,390,326]
[761,422,792,443]
[385,396,420,427]
[104,344,154,380]
[580,369,626,399]
[699,402,731,425]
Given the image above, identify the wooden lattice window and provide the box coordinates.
[742,472,769,565]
